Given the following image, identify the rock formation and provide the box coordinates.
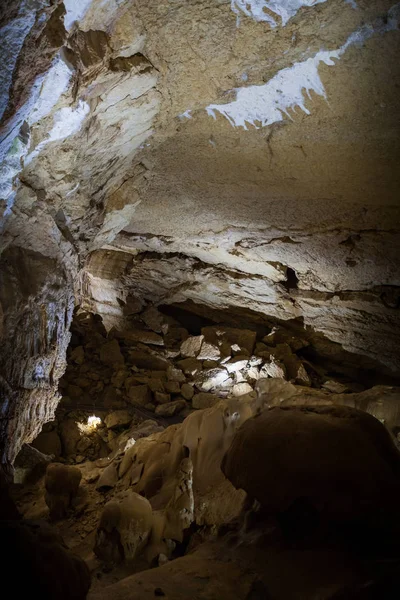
[0,0,400,598]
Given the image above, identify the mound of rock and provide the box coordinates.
[222,405,400,529]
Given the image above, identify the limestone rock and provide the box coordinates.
[141,306,165,333]
[164,381,181,395]
[232,382,253,397]
[194,368,230,392]
[95,491,153,563]
[192,393,220,410]
[96,461,119,491]
[155,399,186,417]
[259,358,287,379]
[100,339,124,366]
[181,383,194,400]
[177,358,202,376]
[127,384,151,406]
[154,392,171,405]
[14,444,51,484]
[197,341,221,361]
[147,378,165,393]
[59,419,81,457]
[45,463,82,520]
[104,410,132,430]
[180,335,204,358]
[222,405,400,527]
[129,351,169,371]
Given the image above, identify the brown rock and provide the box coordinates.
[111,369,129,388]
[147,378,165,393]
[164,381,181,394]
[100,339,125,366]
[102,385,126,409]
[177,358,202,376]
[155,399,186,417]
[222,405,400,527]
[129,350,169,371]
[59,418,81,456]
[154,392,171,405]
[141,306,165,333]
[181,383,194,400]
[192,392,220,409]
[45,463,82,520]
[128,384,152,406]
[96,461,119,490]
[104,410,132,429]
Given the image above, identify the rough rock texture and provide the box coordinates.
[0,0,399,470]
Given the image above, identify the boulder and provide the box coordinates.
[155,399,186,417]
[177,358,202,376]
[14,445,52,485]
[104,410,132,429]
[94,491,153,563]
[222,405,400,529]
[99,339,125,366]
[194,368,230,392]
[111,369,129,388]
[197,341,221,361]
[232,382,253,397]
[59,419,81,457]
[180,335,204,358]
[147,378,165,393]
[164,381,181,394]
[102,385,126,409]
[127,384,152,406]
[192,392,220,410]
[96,462,119,491]
[141,306,165,333]
[154,392,171,405]
[259,358,287,379]
[181,383,194,400]
[45,463,82,520]
[166,366,186,382]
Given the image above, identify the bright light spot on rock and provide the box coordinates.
[124,438,136,451]
[77,415,102,434]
